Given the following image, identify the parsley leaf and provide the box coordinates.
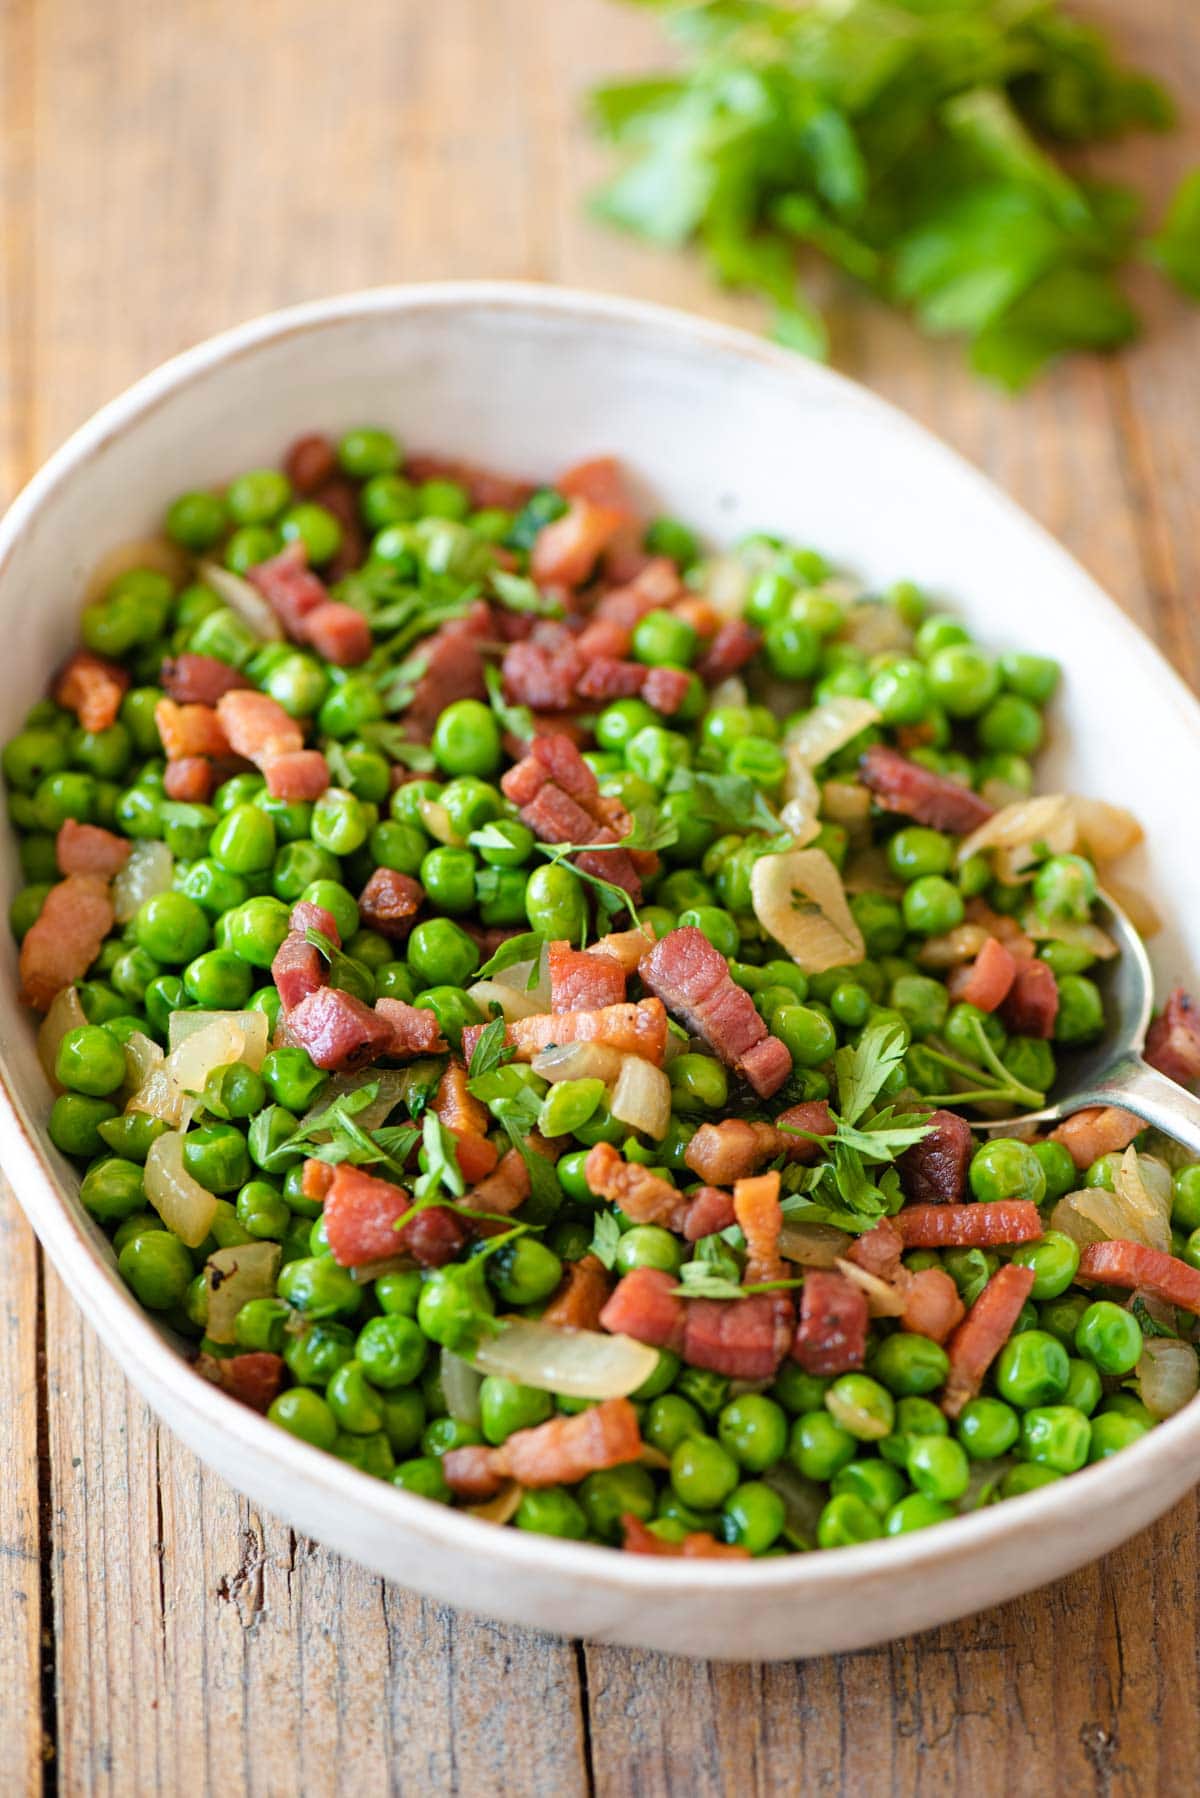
[484,663,534,745]
[489,567,565,619]
[412,1112,466,1206]
[667,767,781,836]
[357,722,437,772]
[590,1209,621,1271]
[833,1020,910,1126]
[465,1013,514,1083]
[475,930,545,982]
[305,927,375,1005]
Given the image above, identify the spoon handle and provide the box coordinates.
[1082,1055,1200,1157]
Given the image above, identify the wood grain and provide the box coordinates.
[1,0,1199,1792]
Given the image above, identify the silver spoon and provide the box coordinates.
[979,890,1200,1153]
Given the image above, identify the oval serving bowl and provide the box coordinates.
[2,284,1199,1662]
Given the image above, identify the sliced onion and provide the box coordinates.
[709,675,749,710]
[785,697,880,771]
[1052,1148,1171,1255]
[469,1318,659,1398]
[112,839,175,923]
[956,794,1075,868]
[144,1129,217,1249]
[1101,875,1162,939]
[123,1029,164,1094]
[835,1257,906,1317]
[441,1348,484,1425]
[1137,1337,1199,1419]
[85,535,189,603]
[782,748,820,819]
[418,798,466,846]
[197,559,283,640]
[916,924,989,970]
[779,796,821,845]
[468,978,544,1024]
[1021,914,1118,960]
[751,847,864,975]
[843,598,911,657]
[494,942,552,1010]
[778,1222,850,1267]
[1068,797,1143,865]
[298,1068,411,1134]
[168,1009,269,1070]
[610,1056,671,1140]
[37,985,88,1089]
[979,774,1030,811]
[466,1481,525,1524]
[591,923,656,973]
[531,1041,625,1085]
[698,553,750,621]
[205,1241,281,1344]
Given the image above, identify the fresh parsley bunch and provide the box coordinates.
[590,0,1200,386]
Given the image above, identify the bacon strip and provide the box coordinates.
[53,650,129,733]
[684,1104,835,1185]
[375,997,448,1059]
[155,699,231,760]
[897,1109,974,1205]
[548,940,626,1012]
[215,688,303,763]
[463,999,669,1069]
[584,1143,686,1230]
[791,1270,869,1375]
[433,1061,498,1184]
[502,733,644,899]
[1049,1105,1143,1170]
[621,1514,749,1560]
[1000,957,1059,1039]
[542,1255,613,1331]
[846,1220,964,1344]
[276,986,395,1072]
[1145,987,1200,1088]
[860,745,993,834]
[1077,1239,1200,1316]
[639,927,792,1099]
[324,1163,466,1269]
[160,653,252,705]
[199,1350,285,1414]
[894,1201,1043,1249]
[941,1263,1036,1418]
[682,1186,737,1242]
[56,819,130,879]
[443,1398,643,1501]
[733,1171,784,1282]
[19,874,114,1011]
[947,936,1017,1012]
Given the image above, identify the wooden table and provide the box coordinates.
[1,1,1198,1790]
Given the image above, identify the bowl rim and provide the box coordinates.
[3,277,1199,1599]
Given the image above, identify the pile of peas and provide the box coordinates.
[6,423,1191,1555]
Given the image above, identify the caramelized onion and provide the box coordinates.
[751,847,864,974]
[469,1318,658,1398]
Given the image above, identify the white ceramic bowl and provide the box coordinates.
[2,284,1199,1662]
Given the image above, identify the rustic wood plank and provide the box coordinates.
[12,0,1200,1792]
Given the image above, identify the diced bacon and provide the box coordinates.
[155,699,231,761]
[734,1171,784,1281]
[406,454,535,512]
[399,1205,468,1268]
[556,456,635,513]
[941,1264,1036,1418]
[531,499,625,589]
[302,602,372,667]
[290,900,341,944]
[19,874,114,1011]
[542,1255,613,1331]
[895,1201,1043,1249]
[792,1270,869,1375]
[548,941,625,1013]
[444,1397,643,1500]
[262,749,330,801]
[901,1268,965,1345]
[1144,987,1200,1087]
[56,819,130,879]
[574,658,647,702]
[464,1148,530,1217]
[433,1061,498,1185]
[684,1292,794,1380]
[501,640,582,713]
[1000,957,1059,1039]
[594,559,682,625]
[247,545,328,637]
[860,746,994,834]
[898,1109,974,1205]
[310,476,366,581]
[640,927,792,1098]
[1077,1239,1200,1316]
[1049,1105,1143,1170]
[470,999,669,1068]
[159,653,251,705]
[570,841,644,902]
[301,1158,335,1204]
[53,650,129,733]
[574,617,633,660]
[599,1266,686,1353]
[846,1219,905,1282]
[326,1164,410,1266]
[671,597,721,639]
[682,1186,737,1242]
[271,931,327,1010]
[948,936,1017,1012]
[357,867,423,941]
[694,620,761,684]
[215,689,303,764]
[621,1515,749,1560]
[201,1351,285,1414]
[375,997,447,1058]
[683,1104,836,1185]
[585,1143,686,1230]
[963,897,1035,960]
[284,433,337,494]
[501,731,598,807]
[163,756,214,802]
[276,986,394,1072]
[642,665,694,715]
[402,602,492,741]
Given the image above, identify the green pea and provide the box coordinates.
[871,1333,950,1397]
[487,1238,563,1308]
[361,472,418,531]
[594,698,659,754]
[133,891,209,965]
[884,1493,955,1535]
[1074,1301,1143,1376]
[646,1394,704,1457]
[8,883,50,940]
[1038,1292,1089,1348]
[716,1394,788,1473]
[279,501,341,565]
[80,1157,146,1222]
[431,699,502,777]
[1087,1412,1149,1462]
[391,1456,451,1502]
[968,1138,1046,1207]
[771,1365,830,1415]
[233,1180,289,1242]
[632,608,697,668]
[1032,853,1096,924]
[420,844,478,914]
[55,1024,126,1097]
[118,1230,193,1310]
[825,1374,895,1442]
[831,1459,908,1517]
[182,1123,251,1195]
[338,426,400,480]
[789,1411,855,1482]
[182,949,252,1012]
[1062,1357,1103,1416]
[953,1395,1019,1460]
[723,1481,787,1554]
[614,1224,684,1277]
[96,1112,168,1163]
[849,892,906,957]
[772,1005,836,1068]
[1054,974,1104,1045]
[978,694,1043,757]
[309,787,369,857]
[902,875,964,938]
[944,1001,1006,1062]
[268,1387,338,1450]
[1171,1165,1200,1233]
[508,1484,587,1539]
[325,1360,386,1435]
[354,1314,427,1390]
[667,1052,729,1113]
[3,726,70,792]
[278,1255,363,1321]
[670,1435,739,1511]
[880,1396,948,1466]
[886,826,952,884]
[905,1433,970,1502]
[417,1262,494,1353]
[523,863,587,943]
[926,644,999,717]
[675,1367,731,1418]
[1008,1230,1079,1301]
[1019,1404,1091,1473]
[202,1060,266,1122]
[226,896,292,968]
[49,1092,119,1158]
[994,1329,1070,1409]
[478,1376,554,1447]
[372,1269,422,1318]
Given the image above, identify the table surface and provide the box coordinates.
[2,0,1199,1791]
